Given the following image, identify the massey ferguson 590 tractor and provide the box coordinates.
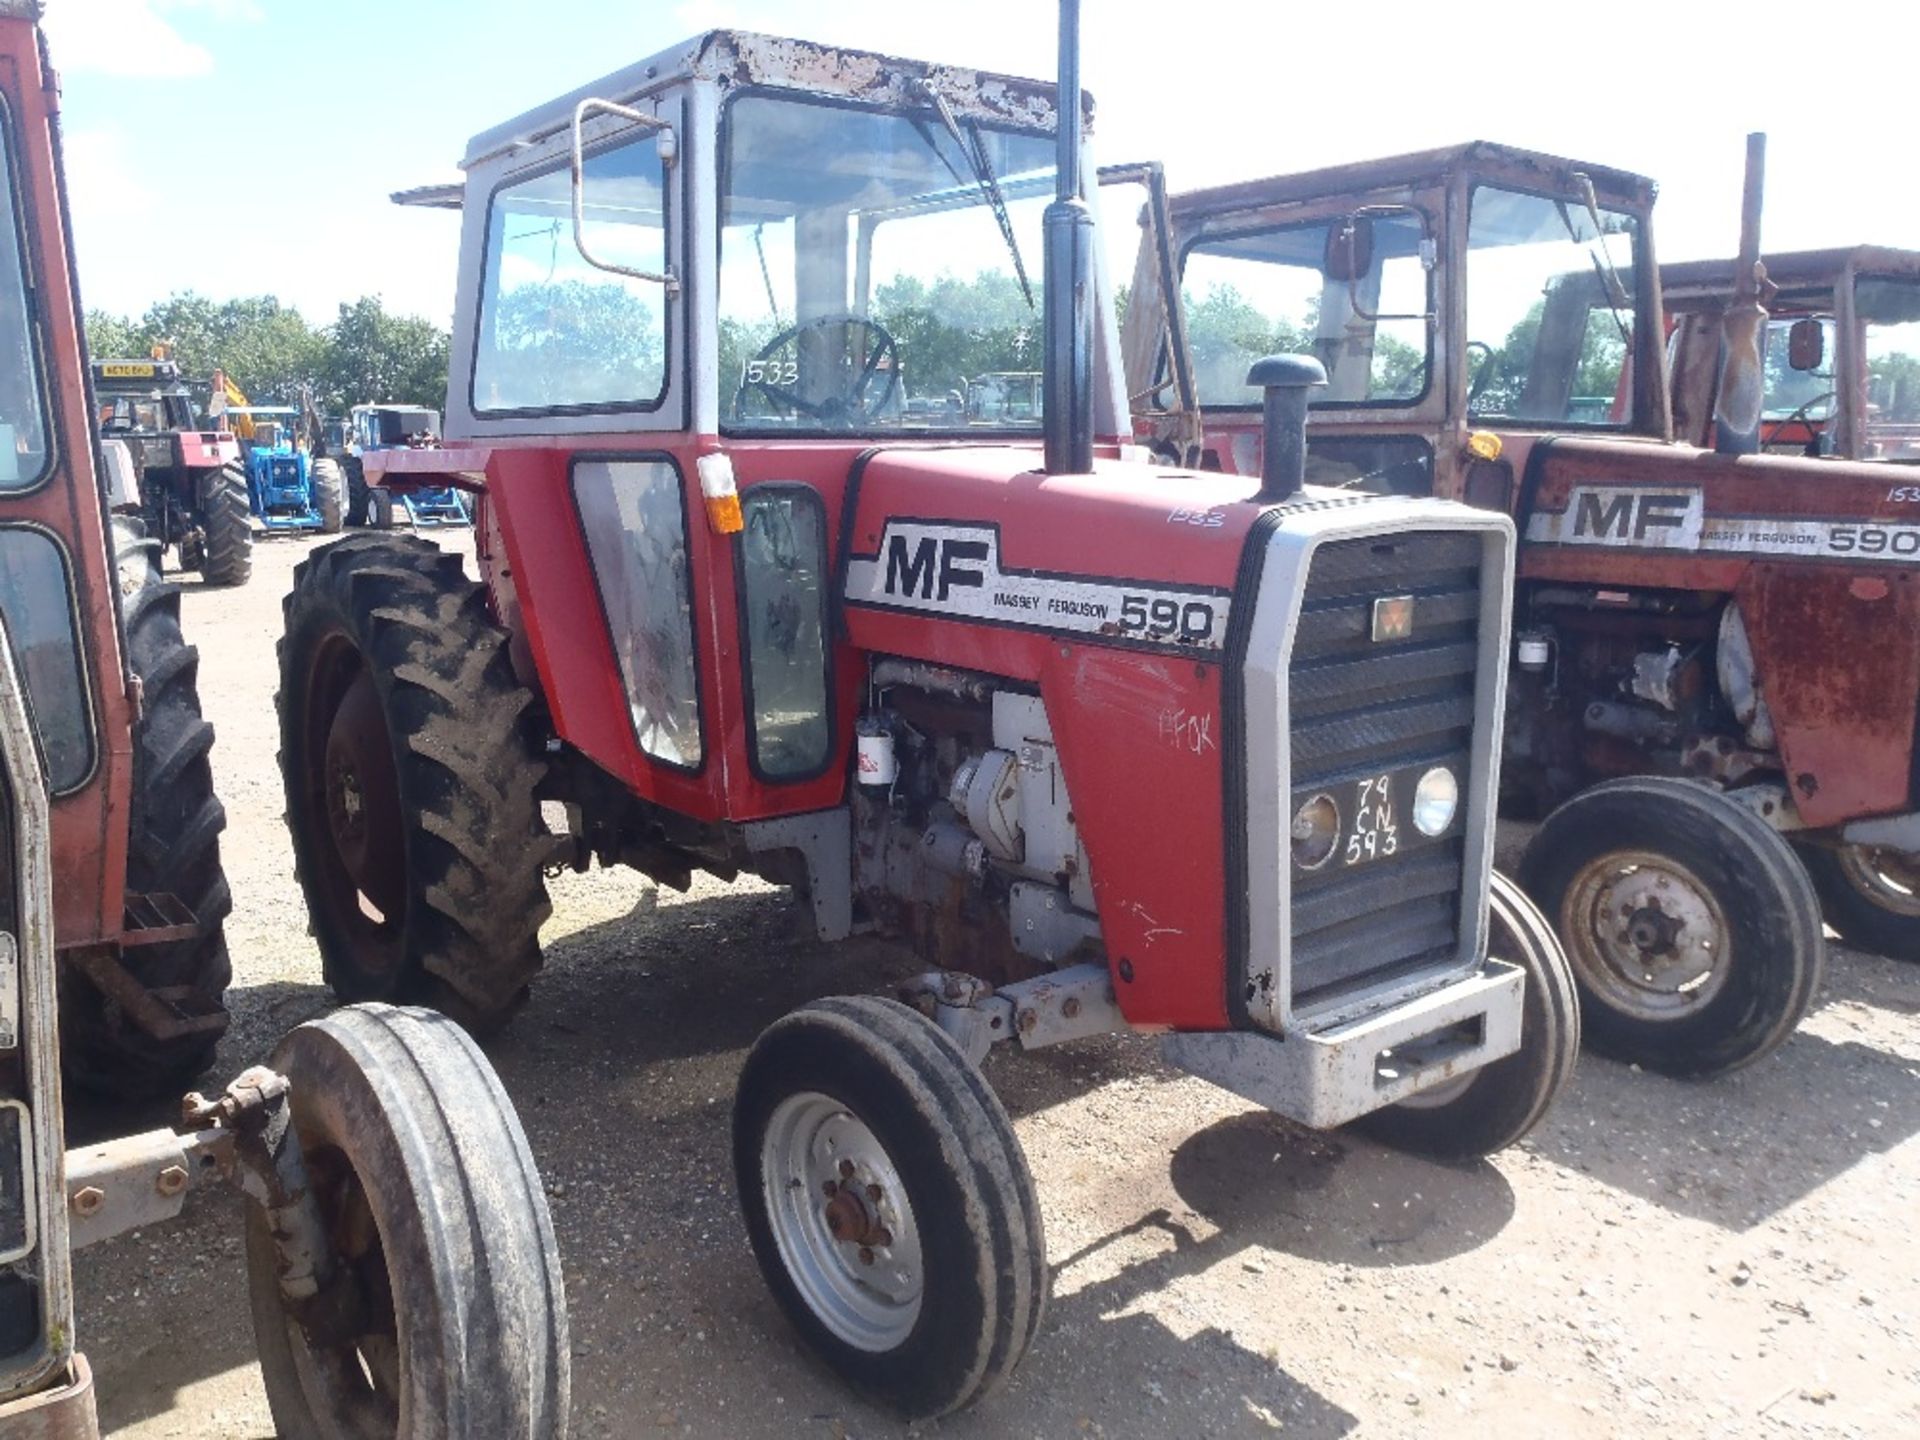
[277,8,1578,1417]
[1114,142,1920,1077]
[0,5,568,1433]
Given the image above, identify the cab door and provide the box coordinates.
[0,30,135,950]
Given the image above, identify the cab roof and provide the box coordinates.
[459,29,1076,171]
[1662,245,1920,300]
[1167,141,1658,222]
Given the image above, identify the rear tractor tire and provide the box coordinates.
[1349,871,1580,1159]
[59,517,232,1100]
[247,1004,569,1439]
[344,455,371,527]
[733,996,1047,1419]
[309,457,346,534]
[1518,776,1824,1078]
[276,534,551,1029]
[197,462,253,587]
[1794,841,1920,962]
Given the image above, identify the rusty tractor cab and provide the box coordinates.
[0,5,570,1433]
[278,13,1581,1418]
[88,358,254,586]
[1118,141,1894,1076]
[1664,245,1920,463]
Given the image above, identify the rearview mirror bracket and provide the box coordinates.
[570,97,681,294]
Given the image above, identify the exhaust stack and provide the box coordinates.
[1714,132,1770,456]
[1248,354,1327,500]
[1042,0,1094,475]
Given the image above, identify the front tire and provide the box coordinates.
[1349,871,1580,1158]
[1795,841,1920,961]
[197,462,253,586]
[1518,777,1824,1077]
[309,457,346,534]
[59,517,232,1100]
[246,1004,569,1439]
[276,534,551,1027]
[733,997,1047,1419]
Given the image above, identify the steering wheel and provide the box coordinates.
[732,315,900,428]
[1465,341,1498,406]
[1762,391,1836,451]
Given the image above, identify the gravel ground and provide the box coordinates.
[68,530,1920,1439]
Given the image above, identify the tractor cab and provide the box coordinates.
[1123,141,1669,501]
[1663,246,1920,462]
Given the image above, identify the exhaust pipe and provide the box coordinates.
[1714,132,1769,456]
[1042,0,1094,475]
[1248,354,1327,500]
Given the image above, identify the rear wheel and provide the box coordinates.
[276,534,551,1027]
[367,488,397,529]
[1795,841,1920,961]
[734,997,1047,1419]
[247,1004,568,1439]
[1349,871,1579,1158]
[59,517,231,1100]
[1518,777,1823,1077]
[310,458,346,534]
[344,455,370,527]
[197,462,253,586]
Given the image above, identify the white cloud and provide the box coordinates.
[40,0,258,80]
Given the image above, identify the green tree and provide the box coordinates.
[324,296,451,411]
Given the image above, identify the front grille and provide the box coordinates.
[1287,531,1483,1010]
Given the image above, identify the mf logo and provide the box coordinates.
[1529,486,1705,550]
[884,533,988,601]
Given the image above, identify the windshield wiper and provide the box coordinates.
[915,80,1035,310]
[1556,179,1633,349]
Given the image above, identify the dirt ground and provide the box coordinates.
[67,530,1920,1439]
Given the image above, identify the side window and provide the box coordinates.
[1178,210,1431,408]
[474,128,670,414]
[739,488,830,779]
[573,459,701,769]
[0,530,93,792]
[0,105,49,490]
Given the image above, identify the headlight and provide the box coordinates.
[1413,766,1459,837]
[1291,793,1339,870]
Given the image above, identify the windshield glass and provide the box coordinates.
[719,93,1054,435]
[1466,187,1639,427]
[0,109,48,490]
[1859,278,1920,461]
[1178,211,1431,407]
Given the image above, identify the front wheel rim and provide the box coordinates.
[1562,849,1731,1020]
[1836,844,1920,917]
[761,1092,925,1353]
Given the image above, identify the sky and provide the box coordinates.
[41,0,1920,331]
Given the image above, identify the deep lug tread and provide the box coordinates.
[277,534,550,1026]
[60,516,232,1100]
[197,462,253,586]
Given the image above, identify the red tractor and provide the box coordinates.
[0,4,568,1432]
[1115,142,1920,1076]
[277,11,1580,1418]
[1663,245,1920,463]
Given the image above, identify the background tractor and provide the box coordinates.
[1115,141,1920,1076]
[228,404,345,533]
[1664,245,1920,463]
[89,357,253,585]
[340,402,471,527]
[0,5,569,1433]
[278,10,1577,1417]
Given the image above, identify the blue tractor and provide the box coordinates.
[230,406,344,534]
[344,403,471,527]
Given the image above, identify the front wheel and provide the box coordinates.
[309,457,346,533]
[1795,841,1920,961]
[246,1004,569,1439]
[1349,871,1580,1159]
[733,996,1047,1419]
[1518,777,1824,1077]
